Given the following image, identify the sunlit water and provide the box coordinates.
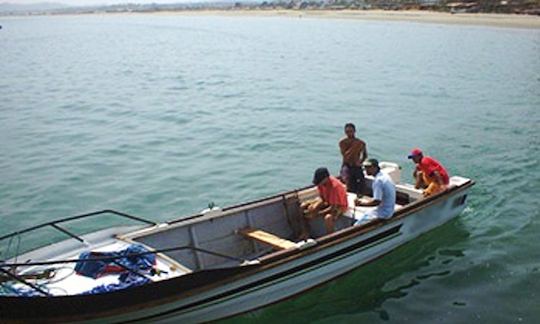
[0,14,539,322]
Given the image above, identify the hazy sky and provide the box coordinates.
[7,0,195,5]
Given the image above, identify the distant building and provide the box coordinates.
[446,1,480,13]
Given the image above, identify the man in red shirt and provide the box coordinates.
[408,148,450,197]
[300,167,348,239]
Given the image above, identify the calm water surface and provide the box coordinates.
[0,14,539,323]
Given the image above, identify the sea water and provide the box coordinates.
[0,14,539,322]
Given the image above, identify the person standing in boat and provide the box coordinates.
[339,123,368,195]
[354,159,396,225]
[408,148,450,197]
[300,167,348,239]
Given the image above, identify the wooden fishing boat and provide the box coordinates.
[0,162,474,323]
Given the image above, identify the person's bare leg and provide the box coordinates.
[324,213,335,234]
[415,171,427,189]
[299,200,321,240]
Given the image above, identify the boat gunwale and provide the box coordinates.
[167,185,313,225]
[116,185,313,240]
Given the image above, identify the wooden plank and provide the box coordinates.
[239,228,296,250]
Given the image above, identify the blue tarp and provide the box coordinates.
[74,244,155,279]
[77,244,156,294]
[3,244,156,296]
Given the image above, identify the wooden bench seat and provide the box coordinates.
[239,228,297,250]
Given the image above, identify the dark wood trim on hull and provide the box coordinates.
[0,180,474,323]
[0,265,258,322]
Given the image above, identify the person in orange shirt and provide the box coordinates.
[408,148,450,197]
[300,167,348,239]
[339,123,368,195]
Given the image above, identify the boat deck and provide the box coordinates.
[8,241,187,296]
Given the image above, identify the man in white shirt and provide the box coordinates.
[354,159,396,225]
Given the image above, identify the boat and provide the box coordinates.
[0,162,474,323]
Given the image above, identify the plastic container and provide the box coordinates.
[379,161,401,184]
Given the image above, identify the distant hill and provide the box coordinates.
[0,2,69,13]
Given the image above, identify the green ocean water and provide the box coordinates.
[0,15,539,322]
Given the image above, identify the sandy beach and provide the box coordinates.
[150,9,540,29]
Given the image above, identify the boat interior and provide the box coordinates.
[126,170,423,275]
[1,164,470,296]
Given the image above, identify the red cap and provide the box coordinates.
[408,148,423,159]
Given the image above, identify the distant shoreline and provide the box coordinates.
[152,9,540,29]
[4,9,540,29]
